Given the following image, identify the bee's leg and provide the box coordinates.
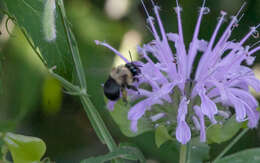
[127,85,140,95]
[121,87,128,104]
[133,77,139,82]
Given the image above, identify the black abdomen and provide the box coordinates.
[104,76,121,101]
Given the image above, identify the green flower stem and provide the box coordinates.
[186,141,192,163]
[179,144,187,163]
[49,60,118,152]
[56,0,117,148]
[80,95,118,151]
[212,128,249,163]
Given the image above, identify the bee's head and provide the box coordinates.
[125,62,141,76]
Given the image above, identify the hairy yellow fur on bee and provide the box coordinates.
[110,65,133,86]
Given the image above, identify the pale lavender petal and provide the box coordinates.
[177,97,188,121]
[246,106,260,128]
[246,56,255,65]
[176,121,191,144]
[128,82,176,132]
[194,106,206,142]
[174,4,188,78]
[187,5,209,76]
[140,0,160,40]
[197,39,208,52]
[229,93,247,122]
[234,97,259,128]
[230,88,258,109]
[150,113,165,122]
[210,81,229,105]
[199,90,217,124]
[192,116,200,130]
[130,120,138,133]
[107,100,116,111]
[218,110,230,119]
[167,33,179,42]
[128,99,151,121]
[176,97,191,144]
[95,40,129,63]
[244,76,260,92]
[141,62,168,85]
[195,11,226,79]
[249,46,260,56]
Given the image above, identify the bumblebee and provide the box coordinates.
[104,62,141,101]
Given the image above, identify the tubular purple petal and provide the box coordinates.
[107,100,116,111]
[249,46,260,55]
[187,2,209,76]
[95,40,129,63]
[195,11,226,78]
[229,93,247,122]
[194,106,206,142]
[199,89,218,124]
[176,121,191,144]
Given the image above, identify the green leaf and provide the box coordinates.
[207,115,242,144]
[187,137,209,163]
[3,132,46,163]
[155,125,173,148]
[215,148,260,163]
[80,146,145,163]
[109,99,153,137]
[55,0,86,88]
[3,0,73,79]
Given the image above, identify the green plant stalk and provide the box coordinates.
[80,95,118,151]
[52,74,121,160]
[179,144,187,163]
[212,128,249,163]
[51,68,123,163]
[186,141,192,163]
[50,70,80,93]
[55,1,121,161]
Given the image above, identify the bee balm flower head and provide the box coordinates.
[96,0,260,144]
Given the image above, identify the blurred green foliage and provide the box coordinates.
[1,0,260,162]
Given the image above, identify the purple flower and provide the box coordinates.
[96,0,260,144]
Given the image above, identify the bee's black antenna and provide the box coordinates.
[128,50,133,62]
